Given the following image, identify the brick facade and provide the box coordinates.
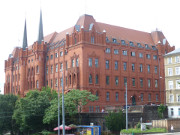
[4,14,175,112]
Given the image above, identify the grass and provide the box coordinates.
[120,128,167,134]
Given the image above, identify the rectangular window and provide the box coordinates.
[116,92,119,101]
[105,48,111,53]
[156,94,158,101]
[175,67,180,75]
[55,78,58,87]
[113,38,117,43]
[148,94,151,101]
[106,92,110,101]
[177,95,180,102]
[89,106,93,112]
[140,93,143,101]
[169,80,173,89]
[114,49,119,54]
[91,36,94,43]
[106,60,109,69]
[76,58,79,67]
[154,66,158,74]
[46,56,49,61]
[155,80,158,88]
[124,77,127,86]
[96,106,100,112]
[131,52,135,57]
[129,41,134,47]
[140,78,143,87]
[95,58,98,67]
[56,64,58,72]
[140,64,143,72]
[153,55,157,60]
[139,53,143,58]
[51,55,53,60]
[89,74,92,84]
[122,50,127,56]
[36,80,39,88]
[147,65,150,73]
[51,65,53,74]
[168,68,173,76]
[106,76,109,85]
[148,79,151,88]
[170,95,174,103]
[132,78,135,86]
[132,63,135,72]
[146,54,151,59]
[95,74,99,84]
[123,62,127,71]
[176,80,180,89]
[171,108,174,116]
[60,51,63,57]
[115,61,118,70]
[55,53,58,58]
[89,58,92,67]
[72,59,75,67]
[46,67,48,74]
[60,63,63,71]
[121,40,126,45]
[115,76,118,86]
[175,56,180,63]
[168,57,172,64]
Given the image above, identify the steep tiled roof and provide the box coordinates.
[165,48,180,56]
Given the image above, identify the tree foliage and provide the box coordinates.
[158,104,166,118]
[43,89,98,124]
[105,110,126,132]
[13,87,57,134]
[0,94,18,135]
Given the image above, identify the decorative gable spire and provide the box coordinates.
[22,19,28,50]
[37,9,44,44]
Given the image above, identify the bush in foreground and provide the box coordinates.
[120,128,167,134]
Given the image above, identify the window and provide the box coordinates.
[106,92,110,101]
[176,80,180,89]
[95,75,99,84]
[106,76,110,85]
[46,67,48,74]
[60,77,63,86]
[147,65,150,73]
[51,65,53,74]
[146,54,151,59]
[156,94,159,101]
[148,79,151,88]
[170,95,174,103]
[95,58,98,67]
[105,48,111,53]
[154,66,158,74]
[60,63,63,71]
[114,49,119,54]
[148,94,151,101]
[153,55,157,60]
[175,56,180,63]
[72,59,75,67]
[91,36,94,43]
[168,57,172,64]
[46,56,49,61]
[132,78,135,86]
[96,106,100,112]
[140,93,143,102]
[131,52,135,57]
[51,55,53,60]
[123,62,127,71]
[115,61,118,70]
[55,53,58,58]
[139,53,143,58]
[140,78,143,87]
[60,51,63,57]
[89,74,92,84]
[116,92,119,101]
[129,41,134,47]
[113,38,117,43]
[51,79,53,88]
[132,63,135,72]
[155,80,158,88]
[122,50,127,56]
[115,76,118,86]
[89,106,93,112]
[56,64,58,72]
[137,43,143,48]
[177,95,180,102]
[36,65,39,73]
[124,77,127,86]
[106,60,109,69]
[121,40,126,45]
[168,68,173,76]
[36,80,39,88]
[76,58,79,67]
[140,64,143,72]
[89,58,92,67]
[171,108,174,116]
[169,80,173,89]
[55,78,58,87]
[175,67,180,75]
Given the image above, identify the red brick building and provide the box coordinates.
[4,13,175,112]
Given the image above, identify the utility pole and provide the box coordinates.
[62,69,65,135]
[58,86,60,135]
[126,83,128,130]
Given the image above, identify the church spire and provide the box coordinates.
[22,19,28,50]
[37,9,44,44]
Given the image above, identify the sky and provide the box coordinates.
[0,0,180,94]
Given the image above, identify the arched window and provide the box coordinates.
[36,80,39,88]
[89,74,92,84]
[36,65,39,73]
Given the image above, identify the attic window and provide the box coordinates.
[145,44,151,49]
[106,37,109,42]
[75,25,80,32]
[129,41,134,47]
[113,38,117,43]
[137,43,143,48]
[152,46,157,50]
[89,23,94,31]
[121,40,126,45]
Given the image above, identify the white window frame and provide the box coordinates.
[175,67,180,75]
[105,48,111,53]
[175,56,180,63]
[176,94,180,102]
[176,80,180,89]
[169,94,174,103]
[168,68,173,76]
[168,57,172,64]
[168,80,173,89]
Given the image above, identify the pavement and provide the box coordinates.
[144,132,180,135]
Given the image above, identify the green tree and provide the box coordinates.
[43,89,98,124]
[0,94,18,135]
[158,104,166,118]
[105,110,126,132]
[13,87,57,134]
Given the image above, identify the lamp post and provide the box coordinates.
[125,83,128,130]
